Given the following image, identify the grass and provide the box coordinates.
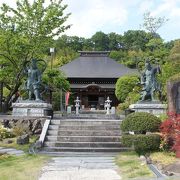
[0,136,37,153]
[0,154,49,180]
[115,151,154,179]
[150,151,177,166]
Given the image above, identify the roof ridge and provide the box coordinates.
[78,51,110,57]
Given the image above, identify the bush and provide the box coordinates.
[117,91,141,112]
[117,102,129,111]
[125,91,140,105]
[158,113,168,122]
[0,125,14,140]
[121,112,161,134]
[115,75,139,102]
[122,134,161,155]
[160,113,180,152]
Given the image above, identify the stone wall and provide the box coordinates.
[0,117,46,135]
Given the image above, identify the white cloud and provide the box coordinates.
[139,0,154,13]
[0,0,179,40]
[170,7,180,17]
[151,0,180,17]
[63,0,128,37]
[0,0,16,7]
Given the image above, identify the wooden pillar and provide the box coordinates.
[104,89,107,99]
[80,90,82,107]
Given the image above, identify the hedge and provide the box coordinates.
[122,134,161,155]
[121,112,161,134]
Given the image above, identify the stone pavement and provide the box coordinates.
[0,146,25,156]
[39,153,121,180]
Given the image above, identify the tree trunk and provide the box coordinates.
[0,82,3,113]
[3,82,21,113]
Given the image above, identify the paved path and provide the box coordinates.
[39,153,121,180]
[0,146,25,156]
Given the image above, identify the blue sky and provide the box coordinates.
[1,0,180,42]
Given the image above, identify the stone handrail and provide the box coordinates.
[39,118,51,145]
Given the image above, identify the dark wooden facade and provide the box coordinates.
[68,78,118,109]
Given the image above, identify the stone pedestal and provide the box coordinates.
[129,101,167,116]
[12,100,52,117]
[111,107,116,114]
[67,106,71,114]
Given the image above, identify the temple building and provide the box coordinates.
[60,51,136,109]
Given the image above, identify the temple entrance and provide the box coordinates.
[80,85,105,109]
[73,83,118,110]
[87,95,105,109]
[88,95,98,108]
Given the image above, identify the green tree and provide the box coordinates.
[109,50,127,63]
[54,35,80,66]
[108,32,123,50]
[56,35,86,52]
[0,0,70,111]
[53,47,79,67]
[42,69,70,109]
[91,31,109,51]
[159,40,180,101]
[145,38,170,63]
[124,50,145,68]
[123,30,152,51]
[82,38,94,51]
[115,75,139,102]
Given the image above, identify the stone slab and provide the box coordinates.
[0,147,25,156]
[129,103,167,116]
[12,101,52,117]
[39,169,121,180]
[12,102,52,108]
[39,156,121,180]
[111,107,116,114]
[67,106,71,114]
[7,150,24,155]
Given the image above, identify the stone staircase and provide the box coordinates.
[41,116,128,152]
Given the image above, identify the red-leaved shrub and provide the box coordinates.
[160,112,180,152]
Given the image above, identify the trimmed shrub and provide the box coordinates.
[121,112,161,134]
[115,75,139,102]
[117,102,129,111]
[122,134,161,155]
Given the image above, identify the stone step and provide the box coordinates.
[38,151,119,157]
[46,135,121,142]
[65,114,119,119]
[49,125,120,131]
[42,146,130,152]
[50,119,122,126]
[80,110,107,114]
[44,141,122,148]
[47,130,121,136]
[48,125,59,130]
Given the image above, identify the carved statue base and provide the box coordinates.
[129,101,167,116]
[12,100,52,117]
